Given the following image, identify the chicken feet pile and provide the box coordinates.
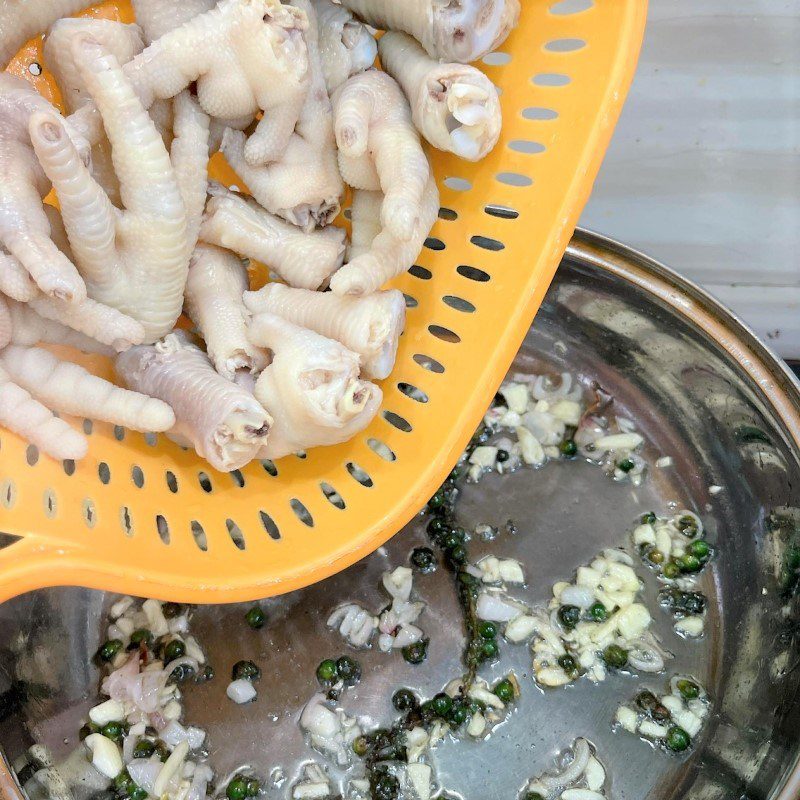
[0,0,520,471]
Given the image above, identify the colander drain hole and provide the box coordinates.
[43,489,57,518]
[443,296,475,313]
[367,438,396,462]
[259,511,280,540]
[1,479,17,509]
[398,383,429,403]
[165,471,178,493]
[261,460,278,477]
[290,499,314,527]
[226,518,245,549]
[346,462,373,488]
[485,203,520,219]
[132,466,145,489]
[98,462,110,485]
[191,520,208,550]
[320,482,345,510]
[413,353,444,373]
[457,265,491,282]
[550,0,594,14]
[156,514,170,544]
[544,37,587,52]
[470,234,505,251]
[408,265,431,280]
[120,506,133,536]
[198,471,213,492]
[26,445,39,466]
[82,498,96,528]
[428,324,461,344]
[382,410,412,432]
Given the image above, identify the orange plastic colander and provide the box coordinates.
[0,0,647,604]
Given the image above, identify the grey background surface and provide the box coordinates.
[579,1,800,356]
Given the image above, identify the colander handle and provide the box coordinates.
[0,536,74,603]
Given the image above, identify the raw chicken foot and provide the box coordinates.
[199,184,345,291]
[131,0,217,45]
[244,283,405,379]
[378,32,501,161]
[0,343,175,462]
[0,74,86,302]
[311,0,376,93]
[248,313,381,459]
[335,0,521,63]
[31,37,189,343]
[185,243,268,380]
[116,330,273,472]
[68,0,310,168]
[332,70,430,242]
[330,180,439,296]
[220,0,343,231]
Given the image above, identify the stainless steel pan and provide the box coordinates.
[1,230,798,799]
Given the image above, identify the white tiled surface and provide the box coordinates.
[579,1,800,357]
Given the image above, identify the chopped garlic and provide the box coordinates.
[615,706,638,733]
[500,383,529,415]
[505,614,539,642]
[84,734,123,779]
[639,720,669,739]
[88,698,125,727]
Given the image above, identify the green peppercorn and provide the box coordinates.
[96,639,123,663]
[245,605,266,629]
[647,549,665,565]
[557,654,578,678]
[113,771,133,796]
[132,739,155,759]
[525,794,546,800]
[688,540,710,560]
[402,638,428,664]
[557,604,581,630]
[128,629,153,650]
[617,457,635,473]
[168,662,196,684]
[677,554,702,573]
[195,664,215,682]
[448,703,468,725]
[231,660,261,681]
[676,515,699,538]
[336,656,361,686]
[603,644,628,669]
[496,449,510,463]
[392,688,418,711]
[665,726,691,752]
[641,512,657,525]
[163,639,186,663]
[316,658,337,684]
[352,735,369,756]
[427,489,446,511]
[663,562,681,579]
[100,720,125,742]
[681,592,706,615]
[431,693,453,716]
[636,690,658,711]
[447,544,467,565]
[560,439,578,458]
[442,532,462,550]
[589,602,608,622]
[676,679,700,700]
[161,602,183,618]
[426,517,448,539]
[478,620,498,639]
[493,678,515,703]
[410,547,436,572]
[129,787,148,800]
[226,776,250,800]
[244,778,260,797]
[787,544,800,570]
[481,639,499,659]
[373,773,400,800]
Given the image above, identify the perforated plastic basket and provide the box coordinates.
[0,0,647,603]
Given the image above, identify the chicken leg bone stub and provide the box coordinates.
[116,330,273,472]
[334,0,521,63]
[67,0,310,168]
